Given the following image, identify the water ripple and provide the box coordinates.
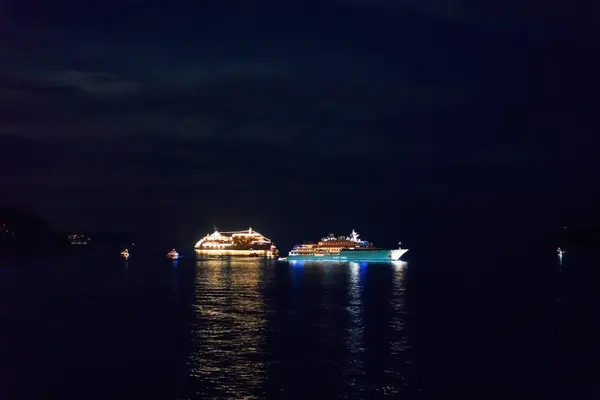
[186,259,268,399]
[183,259,413,399]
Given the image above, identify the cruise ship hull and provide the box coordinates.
[287,249,408,263]
[195,249,278,258]
[194,228,278,258]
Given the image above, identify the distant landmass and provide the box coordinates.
[0,205,70,255]
[84,231,135,246]
[1,204,138,258]
[555,226,600,249]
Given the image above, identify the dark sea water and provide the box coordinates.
[1,246,598,399]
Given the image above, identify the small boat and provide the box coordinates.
[120,249,130,260]
[167,249,179,260]
[277,257,288,261]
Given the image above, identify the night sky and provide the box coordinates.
[1,1,599,248]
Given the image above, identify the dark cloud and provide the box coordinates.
[1,2,599,238]
[336,0,600,39]
[0,23,467,153]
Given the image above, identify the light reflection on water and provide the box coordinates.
[389,262,410,393]
[187,258,269,399]
[344,262,367,395]
[183,258,412,399]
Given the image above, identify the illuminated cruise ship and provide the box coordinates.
[194,227,278,258]
[285,229,408,263]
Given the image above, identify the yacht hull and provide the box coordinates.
[287,249,408,263]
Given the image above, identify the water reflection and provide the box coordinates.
[170,261,180,299]
[344,262,367,395]
[187,257,267,399]
[389,262,411,392]
[391,262,408,352]
[184,259,412,399]
[558,252,563,266]
[345,261,411,397]
[347,262,366,354]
